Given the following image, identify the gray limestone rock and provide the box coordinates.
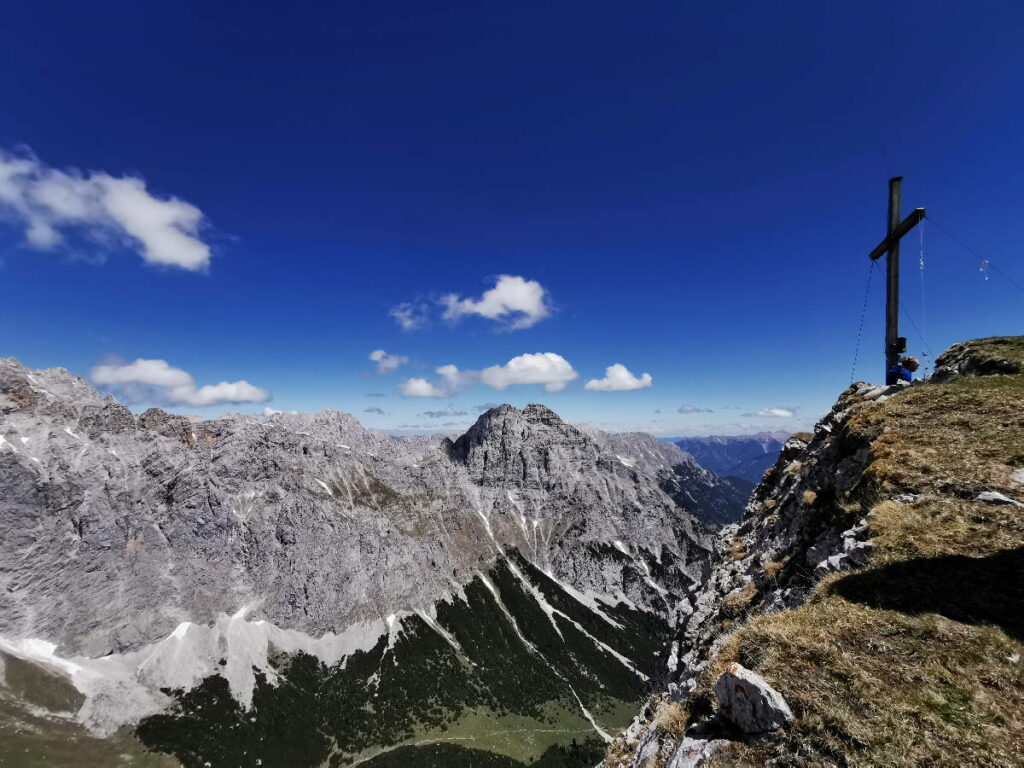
[976,490,1024,507]
[666,736,728,767]
[712,663,793,735]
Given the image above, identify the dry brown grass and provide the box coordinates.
[846,374,1024,497]
[686,339,1024,767]
[871,498,1024,561]
[721,583,758,619]
[706,596,1024,767]
[761,557,789,582]
[656,700,689,737]
[801,490,817,506]
[727,538,749,561]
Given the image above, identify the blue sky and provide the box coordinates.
[2,1,1022,436]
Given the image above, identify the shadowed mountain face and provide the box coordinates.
[670,433,788,485]
[599,433,751,528]
[0,358,717,767]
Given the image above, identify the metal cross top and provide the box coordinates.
[867,177,925,379]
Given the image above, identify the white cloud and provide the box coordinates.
[91,358,194,388]
[401,364,473,398]
[481,353,578,392]
[389,302,429,331]
[441,275,551,330]
[90,358,269,407]
[167,380,269,407]
[0,148,212,270]
[400,353,576,397]
[401,378,446,397]
[584,363,652,392]
[746,408,796,418]
[369,349,408,373]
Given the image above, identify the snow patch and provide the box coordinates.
[0,611,392,736]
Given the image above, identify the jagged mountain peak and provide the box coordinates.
[446,402,596,475]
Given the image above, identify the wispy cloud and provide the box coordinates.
[0,147,213,270]
[420,407,468,418]
[91,358,269,407]
[389,301,430,331]
[584,363,652,392]
[678,404,713,414]
[363,406,388,415]
[368,349,408,373]
[744,407,796,418]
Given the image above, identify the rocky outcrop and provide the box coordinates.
[603,381,923,765]
[606,336,1024,767]
[932,336,1023,381]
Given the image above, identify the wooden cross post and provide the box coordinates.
[867,177,925,379]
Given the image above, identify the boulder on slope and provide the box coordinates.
[712,663,793,734]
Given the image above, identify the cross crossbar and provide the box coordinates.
[868,207,926,261]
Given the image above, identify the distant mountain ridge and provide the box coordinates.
[666,432,789,485]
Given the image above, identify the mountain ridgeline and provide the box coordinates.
[0,357,743,767]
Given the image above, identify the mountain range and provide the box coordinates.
[0,356,737,767]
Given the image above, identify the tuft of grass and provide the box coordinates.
[721,583,758,619]
[761,557,789,582]
[656,700,690,737]
[801,490,817,506]
[727,539,749,561]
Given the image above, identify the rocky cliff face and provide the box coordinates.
[0,358,723,767]
[604,336,1024,768]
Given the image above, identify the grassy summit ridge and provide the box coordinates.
[708,337,1024,766]
[612,336,1024,767]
